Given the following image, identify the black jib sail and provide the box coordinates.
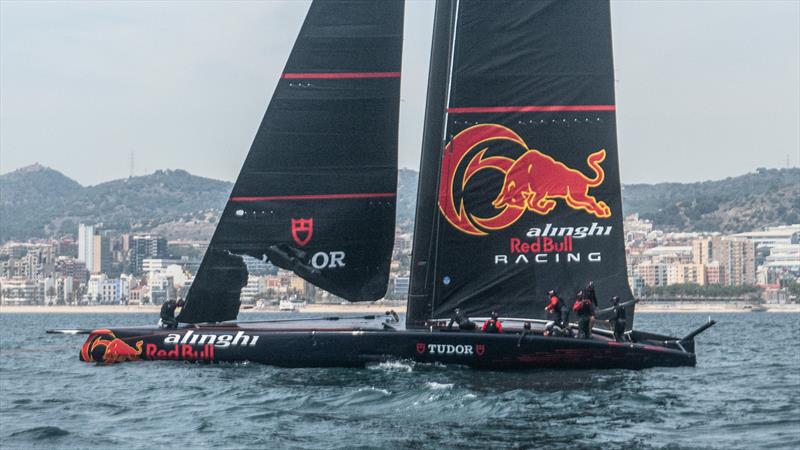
[407,0,633,327]
[179,0,404,324]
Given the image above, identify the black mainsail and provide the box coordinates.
[179,0,404,323]
[407,0,633,327]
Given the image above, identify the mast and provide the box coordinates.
[407,0,458,328]
[179,0,405,324]
[407,0,634,327]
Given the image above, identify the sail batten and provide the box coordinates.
[178,0,404,324]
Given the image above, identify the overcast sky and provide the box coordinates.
[1,0,798,186]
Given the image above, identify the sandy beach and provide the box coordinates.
[1,303,799,314]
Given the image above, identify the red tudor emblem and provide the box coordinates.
[416,343,426,354]
[475,344,486,356]
[291,218,313,247]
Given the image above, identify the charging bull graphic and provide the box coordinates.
[439,124,611,236]
[80,330,143,363]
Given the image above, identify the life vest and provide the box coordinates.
[573,299,593,317]
[482,319,503,333]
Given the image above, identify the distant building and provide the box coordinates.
[91,234,111,275]
[55,256,89,282]
[634,261,668,287]
[0,278,39,305]
[392,276,410,296]
[142,258,199,275]
[732,224,800,249]
[78,224,95,272]
[714,237,756,285]
[705,261,724,285]
[667,263,706,285]
[690,236,756,286]
[240,275,262,304]
[692,238,713,265]
[131,235,168,275]
[146,273,175,304]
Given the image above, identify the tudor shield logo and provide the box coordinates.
[291,218,313,247]
[416,343,426,354]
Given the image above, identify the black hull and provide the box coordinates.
[80,320,696,369]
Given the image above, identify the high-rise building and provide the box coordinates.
[91,234,111,275]
[692,238,714,265]
[78,224,95,271]
[634,261,668,287]
[667,263,706,285]
[55,257,89,282]
[712,236,756,285]
[131,235,168,275]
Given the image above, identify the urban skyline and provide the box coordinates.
[2,219,798,307]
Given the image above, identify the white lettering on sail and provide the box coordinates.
[311,251,347,269]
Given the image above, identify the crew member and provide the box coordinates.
[585,281,598,331]
[448,308,476,331]
[572,291,595,339]
[159,298,184,329]
[482,311,503,333]
[544,289,567,336]
[609,296,627,342]
[584,281,598,307]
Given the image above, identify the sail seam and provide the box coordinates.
[282,72,401,79]
[230,193,396,202]
[448,105,616,113]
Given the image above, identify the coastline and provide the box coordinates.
[1,303,799,314]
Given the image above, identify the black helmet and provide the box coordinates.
[491,311,499,320]
[576,290,584,299]
[612,296,620,303]
[547,289,556,295]
[587,281,594,288]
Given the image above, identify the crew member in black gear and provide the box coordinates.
[447,308,476,331]
[584,281,598,307]
[159,298,184,329]
[572,291,595,339]
[609,296,627,342]
[482,311,503,333]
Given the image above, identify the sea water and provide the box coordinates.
[0,312,798,449]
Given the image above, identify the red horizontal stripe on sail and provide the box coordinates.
[447,105,616,113]
[282,72,400,79]
[230,193,396,202]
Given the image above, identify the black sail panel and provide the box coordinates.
[179,0,404,324]
[408,0,634,327]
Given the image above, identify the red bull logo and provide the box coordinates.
[80,330,143,364]
[439,124,611,236]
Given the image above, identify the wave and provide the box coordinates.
[8,426,70,440]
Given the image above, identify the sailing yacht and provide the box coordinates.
[74,0,714,369]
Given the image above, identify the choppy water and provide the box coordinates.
[0,312,798,449]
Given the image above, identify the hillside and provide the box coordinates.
[1,165,797,242]
[622,168,799,232]
[0,166,232,242]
